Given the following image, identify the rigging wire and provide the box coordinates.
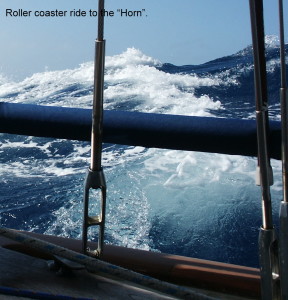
[249,0,280,299]
[279,0,288,202]
[82,0,107,258]
[278,0,288,298]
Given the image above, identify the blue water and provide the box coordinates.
[0,36,287,268]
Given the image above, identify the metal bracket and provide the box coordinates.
[82,168,106,258]
[259,227,281,299]
[48,255,84,275]
[279,201,288,299]
[256,165,274,186]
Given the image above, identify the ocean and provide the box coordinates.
[0,36,287,268]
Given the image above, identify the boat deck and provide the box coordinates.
[0,233,260,299]
[0,246,176,299]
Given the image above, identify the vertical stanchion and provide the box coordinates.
[82,0,107,258]
[278,0,288,298]
[249,0,280,298]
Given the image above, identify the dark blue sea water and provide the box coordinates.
[0,37,287,268]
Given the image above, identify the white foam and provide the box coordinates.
[144,149,258,189]
[0,47,283,255]
[0,47,223,117]
[105,49,222,116]
[265,35,280,48]
[106,48,161,69]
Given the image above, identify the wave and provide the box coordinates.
[0,47,223,116]
[0,40,287,267]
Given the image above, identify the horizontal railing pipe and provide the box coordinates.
[0,102,281,159]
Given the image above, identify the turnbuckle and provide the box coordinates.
[82,168,106,258]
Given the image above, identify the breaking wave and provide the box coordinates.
[0,40,287,267]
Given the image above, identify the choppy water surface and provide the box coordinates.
[0,37,287,267]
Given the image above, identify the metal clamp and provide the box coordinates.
[82,168,106,258]
[259,227,281,300]
[256,165,274,186]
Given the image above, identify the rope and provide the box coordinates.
[0,227,218,300]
